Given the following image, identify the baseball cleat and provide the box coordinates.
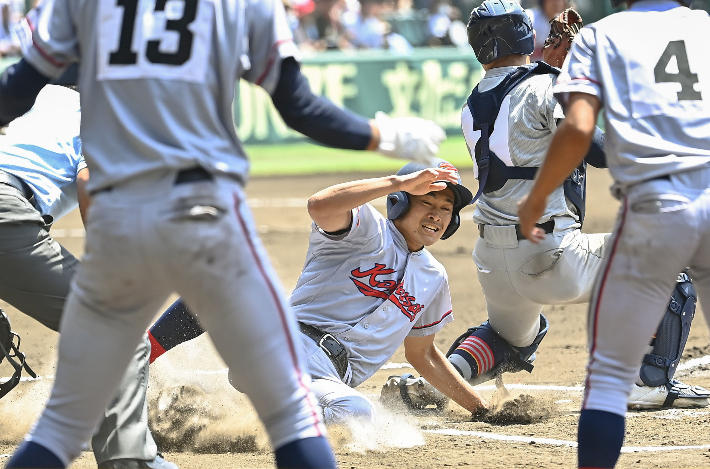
[627,380,710,410]
[380,373,449,411]
[98,454,178,469]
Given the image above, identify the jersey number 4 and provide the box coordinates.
[110,0,197,66]
[654,40,702,102]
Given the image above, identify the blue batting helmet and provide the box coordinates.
[387,159,473,240]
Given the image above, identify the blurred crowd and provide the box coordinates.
[285,0,710,54]
[284,0,586,53]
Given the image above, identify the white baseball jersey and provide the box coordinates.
[1,85,85,221]
[555,1,710,194]
[291,204,454,387]
[461,65,574,226]
[23,0,298,192]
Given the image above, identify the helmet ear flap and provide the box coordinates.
[386,192,410,220]
[440,211,461,240]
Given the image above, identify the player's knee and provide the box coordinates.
[322,395,376,425]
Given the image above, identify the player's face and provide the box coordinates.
[396,188,455,251]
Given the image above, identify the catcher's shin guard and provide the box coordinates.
[639,272,695,387]
[0,309,36,399]
[446,314,549,386]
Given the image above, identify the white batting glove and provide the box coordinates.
[374,111,446,165]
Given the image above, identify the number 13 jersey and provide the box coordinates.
[553,1,710,194]
[23,0,297,193]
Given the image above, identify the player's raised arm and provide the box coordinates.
[269,56,445,165]
[307,168,459,233]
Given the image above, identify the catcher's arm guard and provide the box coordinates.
[0,309,37,399]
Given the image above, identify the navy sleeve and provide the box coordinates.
[584,126,607,169]
[271,57,373,150]
[0,59,51,126]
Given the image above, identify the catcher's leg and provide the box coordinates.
[628,272,710,409]
[446,314,549,386]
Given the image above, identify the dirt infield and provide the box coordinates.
[2,168,710,468]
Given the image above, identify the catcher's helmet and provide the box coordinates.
[467,0,534,65]
[387,159,473,240]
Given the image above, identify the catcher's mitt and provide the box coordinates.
[542,8,584,68]
[0,309,36,399]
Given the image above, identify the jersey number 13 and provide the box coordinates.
[97,0,213,83]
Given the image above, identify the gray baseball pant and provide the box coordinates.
[0,184,156,464]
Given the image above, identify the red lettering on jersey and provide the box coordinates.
[349,265,424,322]
[351,264,397,289]
[389,282,424,322]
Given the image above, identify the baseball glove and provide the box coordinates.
[0,309,36,399]
[542,8,584,68]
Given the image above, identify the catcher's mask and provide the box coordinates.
[467,0,534,65]
[0,309,36,399]
[386,159,473,240]
[543,8,583,52]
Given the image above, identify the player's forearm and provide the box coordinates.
[0,58,50,126]
[272,58,373,150]
[308,175,400,230]
[408,345,488,412]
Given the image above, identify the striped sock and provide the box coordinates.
[448,326,509,380]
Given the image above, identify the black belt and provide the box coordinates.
[0,169,34,200]
[92,166,214,195]
[478,219,555,241]
[299,322,349,381]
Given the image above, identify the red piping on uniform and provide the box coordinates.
[25,15,66,68]
[582,198,628,409]
[412,310,452,329]
[233,193,322,435]
[148,331,166,364]
[256,39,293,86]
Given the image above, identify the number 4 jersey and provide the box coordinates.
[554,1,710,194]
[23,0,298,193]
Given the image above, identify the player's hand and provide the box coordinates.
[517,193,548,243]
[374,111,446,165]
[395,168,459,196]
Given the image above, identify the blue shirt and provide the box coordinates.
[1,85,85,222]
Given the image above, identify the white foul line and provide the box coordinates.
[424,429,710,453]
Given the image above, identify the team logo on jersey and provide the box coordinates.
[350,264,423,322]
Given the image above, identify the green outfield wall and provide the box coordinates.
[236,48,483,145]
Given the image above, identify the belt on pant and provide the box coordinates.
[299,322,349,381]
[478,219,555,241]
[0,169,34,200]
[91,166,215,195]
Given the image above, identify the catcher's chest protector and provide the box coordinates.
[466,62,587,225]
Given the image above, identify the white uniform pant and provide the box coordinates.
[300,334,376,425]
[585,168,710,417]
[473,217,609,347]
[27,171,325,465]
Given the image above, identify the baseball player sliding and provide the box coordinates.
[393,0,708,411]
[518,0,710,467]
[0,0,448,468]
[149,160,489,422]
